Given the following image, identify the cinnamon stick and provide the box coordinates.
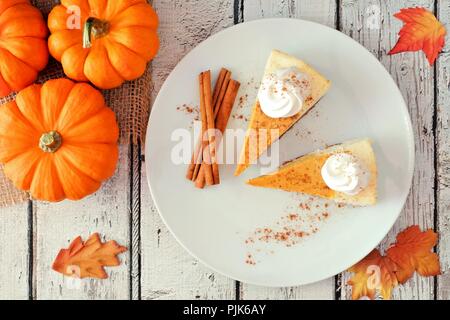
[202,71,220,185]
[198,72,214,186]
[212,69,229,108]
[194,70,231,182]
[216,80,240,132]
[187,69,231,181]
[186,133,202,180]
[195,79,241,189]
[214,70,231,116]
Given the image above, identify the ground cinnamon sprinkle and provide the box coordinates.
[232,114,248,121]
[299,203,310,210]
[176,104,200,121]
[244,208,331,249]
[243,190,355,267]
[247,224,311,247]
[245,253,256,266]
[231,93,249,122]
[305,96,314,104]
[238,94,248,108]
[243,197,348,265]
[319,212,330,222]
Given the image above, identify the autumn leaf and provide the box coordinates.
[389,7,446,65]
[387,226,440,283]
[52,233,127,279]
[348,250,398,300]
[347,225,440,300]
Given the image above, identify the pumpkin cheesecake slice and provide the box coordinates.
[235,50,331,176]
[247,139,377,206]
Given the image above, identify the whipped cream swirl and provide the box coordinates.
[257,67,311,119]
[321,153,370,195]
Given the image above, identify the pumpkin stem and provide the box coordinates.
[83,17,110,49]
[39,131,62,153]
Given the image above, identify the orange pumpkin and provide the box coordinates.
[0,0,49,97]
[48,0,160,89]
[0,79,119,202]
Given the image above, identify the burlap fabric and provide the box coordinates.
[0,0,153,207]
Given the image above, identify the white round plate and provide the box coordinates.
[145,18,414,287]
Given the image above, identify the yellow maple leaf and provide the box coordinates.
[348,249,398,300]
[52,233,127,279]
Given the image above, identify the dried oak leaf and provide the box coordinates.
[52,233,127,279]
[347,249,398,300]
[387,226,440,283]
[389,7,446,65]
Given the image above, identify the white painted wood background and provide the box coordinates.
[0,0,449,300]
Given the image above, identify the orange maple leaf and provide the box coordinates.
[389,7,446,65]
[347,226,440,300]
[348,250,398,300]
[387,226,440,283]
[52,233,127,279]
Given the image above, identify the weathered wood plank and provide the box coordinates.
[140,0,237,300]
[130,143,141,300]
[0,203,29,300]
[339,0,436,300]
[240,280,335,300]
[437,0,450,300]
[239,0,336,300]
[33,146,130,300]
[244,0,337,27]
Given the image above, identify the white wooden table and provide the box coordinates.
[0,0,449,300]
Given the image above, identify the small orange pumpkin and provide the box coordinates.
[48,0,160,89]
[0,0,49,97]
[0,78,119,202]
